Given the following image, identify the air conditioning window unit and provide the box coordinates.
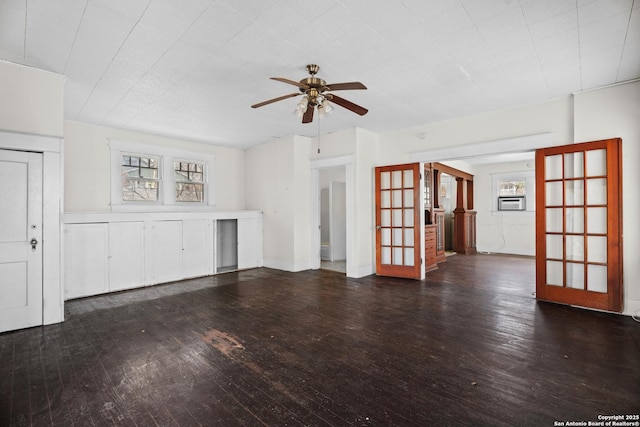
[498,196,525,211]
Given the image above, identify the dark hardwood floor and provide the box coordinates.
[1,254,638,426]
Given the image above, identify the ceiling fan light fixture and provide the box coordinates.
[294,96,309,117]
[317,96,334,118]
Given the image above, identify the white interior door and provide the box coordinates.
[0,149,43,332]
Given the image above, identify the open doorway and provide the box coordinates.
[319,167,347,274]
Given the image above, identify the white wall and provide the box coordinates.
[64,120,246,212]
[573,81,640,316]
[473,160,536,256]
[0,60,64,137]
[245,135,313,271]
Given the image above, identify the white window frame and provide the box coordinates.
[173,158,207,204]
[120,152,163,204]
[109,140,215,211]
[491,171,535,215]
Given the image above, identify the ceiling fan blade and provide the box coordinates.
[270,77,309,89]
[251,93,300,108]
[325,82,367,91]
[329,94,368,116]
[302,104,314,123]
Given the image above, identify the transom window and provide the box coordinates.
[174,160,205,202]
[121,155,160,201]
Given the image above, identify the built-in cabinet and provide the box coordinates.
[63,211,262,300]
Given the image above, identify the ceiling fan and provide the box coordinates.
[251,64,368,123]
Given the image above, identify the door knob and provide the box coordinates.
[30,238,38,251]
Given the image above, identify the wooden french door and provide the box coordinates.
[535,138,622,312]
[375,163,422,279]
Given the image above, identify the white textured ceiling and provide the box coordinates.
[1,0,638,149]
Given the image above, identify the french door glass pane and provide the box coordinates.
[381,190,390,208]
[546,181,563,206]
[404,229,414,247]
[587,236,607,263]
[404,189,414,207]
[586,149,606,176]
[545,155,563,180]
[546,234,563,259]
[566,235,584,261]
[566,263,584,289]
[404,248,414,266]
[404,209,414,227]
[403,169,413,187]
[564,152,584,178]
[393,247,403,265]
[587,265,607,293]
[381,229,391,246]
[392,228,402,245]
[586,178,607,205]
[546,208,563,232]
[566,208,584,233]
[392,190,402,207]
[392,209,402,226]
[381,171,391,189]
[565,180,584,206]
[381,210,391,227]
[547,260,563,286]
[587,207,607,234]
[382,247,391,264]
[392,171,402,188]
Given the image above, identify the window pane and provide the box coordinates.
[566,262,584,289]
[392,247,403,265]
[176,183,204,202]
[403,170,413,188]
[392,170,402,189]
[587,236,607,263]
[404,248,414,266]
[140,158,149,167]
[131,157,139,166]
[546,260,563,286]
[499,180,525,196]
[122,179,158,201]
[566,235,584,261]
[545,155,563,180]
[380,172,390,190]
[586,178,606,205]
[565,180,583,206]
[587,207,607,234]
[545,182,562,206]
[546,208,563,233]
[564,152,583,178]
[381,228,391,246]
[587,265,607,293]
[546,234,563,259]
[586,149,606,176]
[565,208,584,233]
[404,189,413,208]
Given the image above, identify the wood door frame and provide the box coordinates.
[535,138,623,312]
[0,131,64,327]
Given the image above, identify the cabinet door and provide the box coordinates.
[146,221,183,285]
[109,222,144,291]
[182,219,213,278]
[238,217,262,270]
[64,223,108,299]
